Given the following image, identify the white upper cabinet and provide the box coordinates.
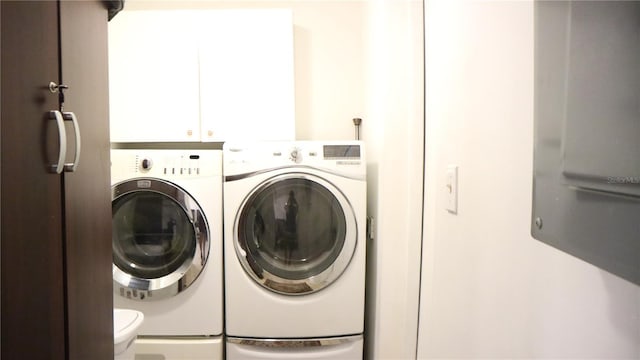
[198,9,295,142]
[108,9,295,143]
[108,10,201,142]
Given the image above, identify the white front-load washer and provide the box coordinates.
[111,147,223,360]
[223,141,366,359]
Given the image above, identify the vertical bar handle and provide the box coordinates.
[48,111,67,174]
[62,112,81,172]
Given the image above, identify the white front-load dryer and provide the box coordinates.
[223,141,366,359]
[111,147,223,360]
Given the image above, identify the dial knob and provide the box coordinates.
[289,148,301,163]
[141,158,153,171]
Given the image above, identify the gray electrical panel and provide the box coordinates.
[533,1,640,285]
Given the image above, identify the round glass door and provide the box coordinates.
[112,178,209,300]
[235,173,357,295]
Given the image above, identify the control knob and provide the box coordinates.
[141,158,153,171]
[289,148,302,163]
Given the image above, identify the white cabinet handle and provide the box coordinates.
[62,111,81,172]
[48,110,67,174]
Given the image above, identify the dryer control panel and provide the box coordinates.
[322,144,361,159]
[223,141,365,179]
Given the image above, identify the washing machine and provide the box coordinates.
[223,141,366,359]
[111,147,223,360]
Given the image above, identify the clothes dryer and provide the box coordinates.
[111,147,223,360]
[223,141,366,359]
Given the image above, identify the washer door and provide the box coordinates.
[235,173,357,295]
[112,178,209,300]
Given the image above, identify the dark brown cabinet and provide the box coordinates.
[1,1,113,359]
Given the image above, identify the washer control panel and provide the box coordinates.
[136,154,203,176]
[110,149,223,182]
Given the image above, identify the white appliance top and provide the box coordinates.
[223,141,365,178]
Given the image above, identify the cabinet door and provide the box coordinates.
[199,9,295,142]
[108,10,200,142]
[59,2,114,359]
[1,1,66,359]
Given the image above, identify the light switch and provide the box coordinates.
[445,165,458,214]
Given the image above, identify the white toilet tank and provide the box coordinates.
[114,308,144,360]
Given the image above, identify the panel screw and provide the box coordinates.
[535,217,543,229]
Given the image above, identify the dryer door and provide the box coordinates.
[112,178,209,300]
[234,173,357,295]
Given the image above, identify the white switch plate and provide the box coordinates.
[446,165,458,213]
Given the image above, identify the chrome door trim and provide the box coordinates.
[226,334,362,348]
[48,110,67,174]
[112,178,209,300]
[234,172,357,295]
[225,165,366,183]
[62,111,81,172]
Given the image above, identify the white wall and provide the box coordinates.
[363,1,423,359]
[419,1,640,358]
[120,1,425,359]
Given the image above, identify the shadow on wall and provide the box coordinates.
[364,161,379,360]
[292,24,311,140]
[600,270,640,354]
